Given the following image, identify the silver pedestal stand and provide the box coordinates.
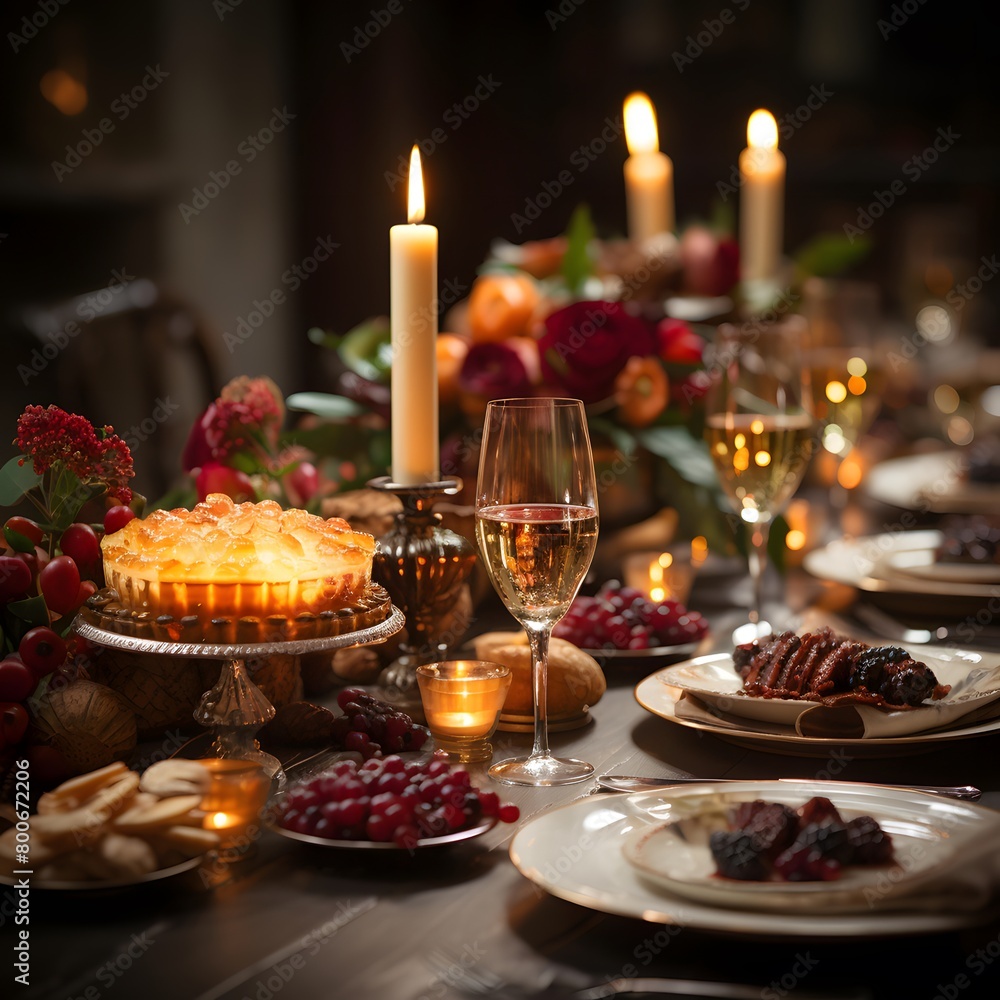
[75,607,405,787]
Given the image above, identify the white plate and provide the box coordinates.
[634,666,1000,757]
[509,781,1000,936]
[803,530,1000,614]
[622,787,950,914]
[656,649,1000,729]
[885,551,1000,584]
[865,450,1000,514]
[0,854,208,892]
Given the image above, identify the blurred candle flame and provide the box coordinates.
[747,109,778,150]
[624,92,659,155]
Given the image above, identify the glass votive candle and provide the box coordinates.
[416,660,512,763]
[197,758,272,861]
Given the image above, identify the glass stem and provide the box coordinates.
[526,625,551,760]
[747,520,771,627]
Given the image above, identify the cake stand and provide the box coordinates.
[74,607,405,786]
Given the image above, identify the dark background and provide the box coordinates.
[1,0,997,496]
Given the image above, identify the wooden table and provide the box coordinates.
[13,568,1000,1000]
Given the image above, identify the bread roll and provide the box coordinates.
[470,632,605,716]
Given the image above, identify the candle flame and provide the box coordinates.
[747,109,778,150]
[624,92,659,155]
[407,144,425,223]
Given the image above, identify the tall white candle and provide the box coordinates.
[390,145,439,485]
[623,92,674,242]
[739,109,785,284]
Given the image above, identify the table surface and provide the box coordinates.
[12,559,1000,1000]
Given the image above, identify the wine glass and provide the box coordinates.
[704,318,814,642]
[802,278,884,512]
[475,398,599,786]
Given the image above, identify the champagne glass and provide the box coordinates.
[802,278,885,513]
[475,398,599,786]
[704,318,814,642]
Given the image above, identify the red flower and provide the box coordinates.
[538,302,656,404]
[15,405,134,504]
[657,318,705,364]
[182,376,284,472]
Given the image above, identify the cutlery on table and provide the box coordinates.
[597,774,982,801]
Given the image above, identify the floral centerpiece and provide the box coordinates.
[297,205,867,547]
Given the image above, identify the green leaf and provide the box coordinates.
[285,393,366,420]
[3,526,36,553]
[587,416,638,458]
[339,317,393,383]
[7,595,50,628]
[793,232,871,279]
[0,455,41,506]
[307,326,341,350]
[561,203,596,295]
[634,426,720,489]
[228,452,265,475]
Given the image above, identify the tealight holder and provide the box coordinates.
[197,757,272,863]
[367,477,477,701]
[416,660,512,763]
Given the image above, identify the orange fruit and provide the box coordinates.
[467,273,540,344]
[437,333,470,405]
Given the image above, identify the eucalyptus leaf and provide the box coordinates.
[339,318,393,383]
[285,393,366,420]
[634,426,720,489]
[0,455,41,506]
[587,416,637,459]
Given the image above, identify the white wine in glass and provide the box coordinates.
[704,319,814,641]
[475,398,599,786]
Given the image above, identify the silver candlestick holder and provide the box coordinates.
[367,476,477,703]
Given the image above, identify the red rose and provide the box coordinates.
[657,318,705,364]
[458,341,539,410]
[538,302,657,404]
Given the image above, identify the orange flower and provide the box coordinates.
[614,356,669,427]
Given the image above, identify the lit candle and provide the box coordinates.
[416,660,511,762]
[623,92,674,242]
[739,109,785,283]
[390,145,439,485]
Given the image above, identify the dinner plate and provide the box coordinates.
[580,640,702,663]
[265,813,497,850]
[509,781,1000,936]
[0,854,209,892]
[803,529,1000,617]
[864,449,1000,514]
[634,666,1000,757]
[656,649,1000,730]
[620,786,967,914]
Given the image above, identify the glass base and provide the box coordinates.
[488,752,594,787]
[433,733,496,763]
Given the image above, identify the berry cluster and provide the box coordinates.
[333,688,429,757]
[710,796,894,882]
[553,582,708,651]
[0,506,137,754]
[276,755,520,847]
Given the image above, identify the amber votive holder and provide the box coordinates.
[197,758,272,862]
[416,660,512,763]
